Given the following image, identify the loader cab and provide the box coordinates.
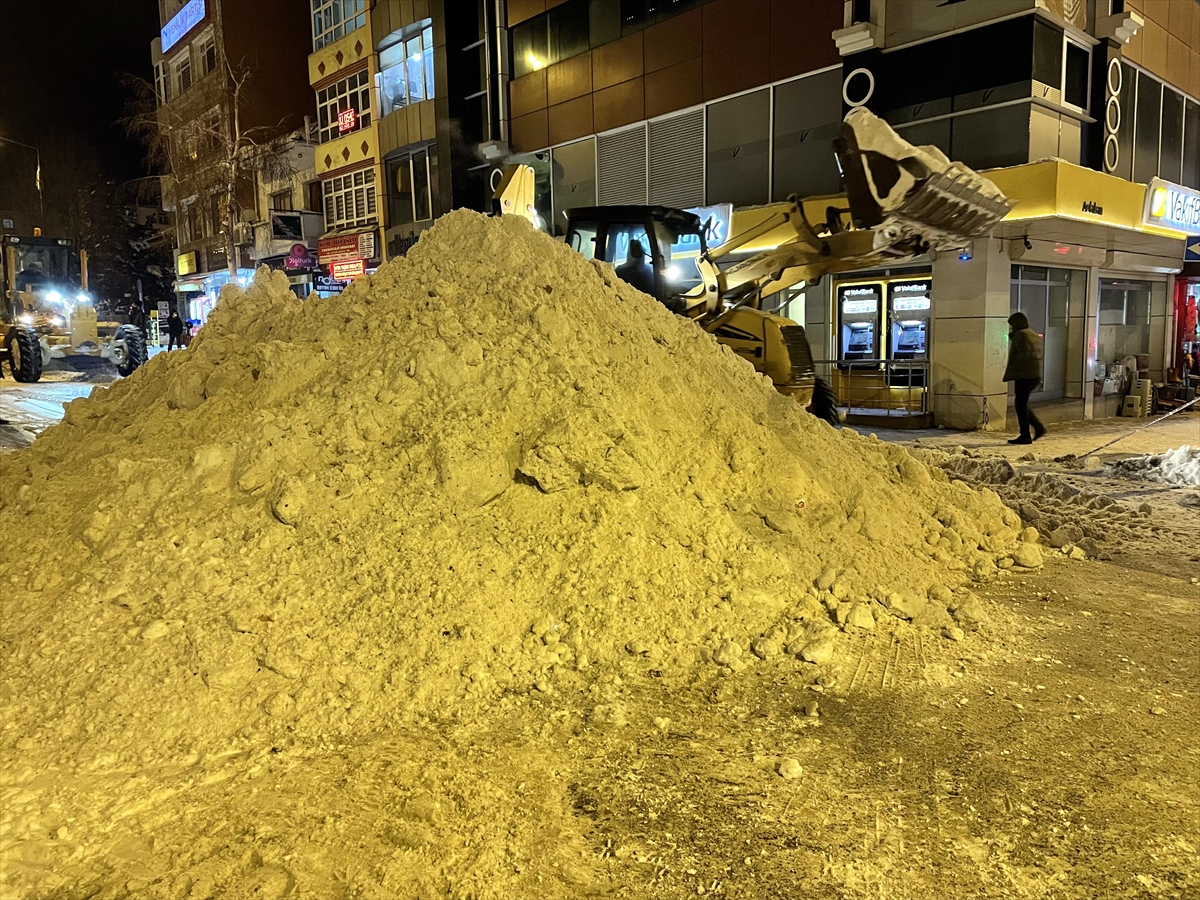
[564,206,707,312]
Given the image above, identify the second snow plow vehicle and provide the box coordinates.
[1,233,148,383]
[496,108,1011,424]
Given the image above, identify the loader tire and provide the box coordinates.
[6,327,43,384]
[807,377,842,428]
[114,325,147,378]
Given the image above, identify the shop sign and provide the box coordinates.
[157,301,171,320]
[177,250,197,276]
[684,204,733,249]
[318,231,375,264]
[1186,235,1200,263]
[891,280,931,310]
[1144,179,1200,236]
[842,298,878,314]
[162,0,205,52]
[331,258,365,280]
[338,108,358,133]
[271,212,303,241]
[314,271,347,294]
[284,243,318,274]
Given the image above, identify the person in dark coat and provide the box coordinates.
[1003,311,1045,444]
[614,239,657,297]
[166,311,185,350]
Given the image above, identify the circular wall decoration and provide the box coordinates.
[1104,133,1119,173]
[1107,57,1122,96]
[842,68,875,107]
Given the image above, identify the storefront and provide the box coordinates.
[316,228,379,296]
[174,267,255,328]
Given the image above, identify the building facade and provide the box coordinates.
[151,0,314,320]
[494,0,1199,429]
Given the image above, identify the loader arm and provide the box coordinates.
[692,107,1011,319]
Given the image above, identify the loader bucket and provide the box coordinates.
[834,107,1011,252]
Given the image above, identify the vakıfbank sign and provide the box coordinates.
[1143,179,1200,237]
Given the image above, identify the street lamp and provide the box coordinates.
[0,136,43,220]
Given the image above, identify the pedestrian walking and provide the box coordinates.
[166,311,184,351]
[1003,311,1045,445]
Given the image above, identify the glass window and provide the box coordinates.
[412,149,431,222]
[387,155,413,226]
[321,168,377,229]
[951,104,1032,169]
[379,21,435,116]
[589,0,620,46]
[773,70,843,200]
[1133,73,1161,184]
[619,0,653,34]
[174,53,192,95]
[312,0,366,50]
[1032,19,1063,88]
[1064,41,1089,109]
[549,0,589,62]
[154,61,169,104]
[605,223,657,295]
[551,138,596,237]
[706,89,770,208]
[197,31,217,77]
[512,16,549,79]
[567,222,598,259]
[316,68,372,143]
[209,193,223,237]
[270,190,293,211]
[658,222,703,294]
[1160,87,1184,184]
[1185,99,1200,190]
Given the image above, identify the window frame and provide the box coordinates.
[378,21,435,117]
[173,52,192,95]
[384,145,436,226]
[321,167,378,230]
[154,61,169,105]
[312,0,366,50]
[270,189,294,212]
[1060,34,1092,114]
[316,67,372,144]
[196,30,217,78]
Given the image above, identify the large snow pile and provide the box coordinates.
[0,211,1025,894]
[1107,446,1200,486]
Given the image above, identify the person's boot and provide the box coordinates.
[1008,435,1033,445]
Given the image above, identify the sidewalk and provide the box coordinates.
[851,412,1199,462]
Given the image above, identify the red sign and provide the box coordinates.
[331,258,365,280]
[318,231,374,263]
[338,108,357,133]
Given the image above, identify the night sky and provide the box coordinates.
[0,0,161,185]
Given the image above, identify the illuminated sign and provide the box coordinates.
[684,204,733,249]
[338,108,358,133]
[891,280,931,311]
[892,296,931,311]
[842,287,878,297]
[330,258,365,280]
[1186,235,1200,262]
[176,250,197,276]
[162,0,205,53]
[842,299,878,314]
[1144,179,1200,236]
[284,243,318,274]
[318,231,375,263]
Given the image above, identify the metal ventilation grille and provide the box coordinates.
[1032,80,1062,106]
[597,125,648,205]
[649,108,705,208]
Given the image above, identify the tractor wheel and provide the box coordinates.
[6,327,43,383]
[113,325,148,377]
[807,376,842,427]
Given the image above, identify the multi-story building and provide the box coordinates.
[249,126,326,298]
[150,0,314,321]
[306,0,508,281]
[496,0,1200,429]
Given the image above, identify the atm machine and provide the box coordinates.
[837,282,882,368]
[886,278,931,385]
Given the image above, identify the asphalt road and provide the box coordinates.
[0,379,100,449]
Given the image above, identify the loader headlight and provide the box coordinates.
[664,266,682,281]
[18,314,35,325]
[45,290,62,304]
[51,316,65,327]
[76,292,91,304]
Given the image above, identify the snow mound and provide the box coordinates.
[1107,446,1200,486]
[0,211,1024,894]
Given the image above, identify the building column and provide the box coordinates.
[1082,266,1101,419]
[929,238,1011,430]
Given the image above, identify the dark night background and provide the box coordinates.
[0,0,159,188]
[1,0,172,307]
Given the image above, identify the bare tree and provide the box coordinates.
[122,60,301,281]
